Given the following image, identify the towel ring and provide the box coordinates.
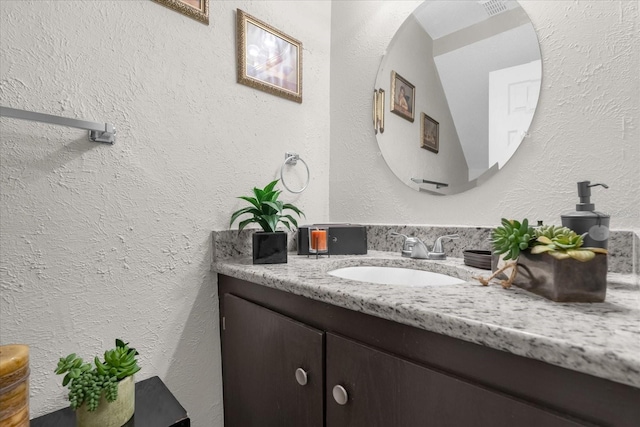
[281,152,310,193]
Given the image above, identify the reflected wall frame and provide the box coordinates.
[421,112,439,154]
[390,71,415,122]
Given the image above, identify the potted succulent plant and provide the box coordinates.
[55,339,141,427]
[230,179,304,264]
[480,219,608,302]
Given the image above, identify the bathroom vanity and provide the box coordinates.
[214,252,640,426]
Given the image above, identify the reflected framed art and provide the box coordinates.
[421,112,439,153]
[391,71,415,122]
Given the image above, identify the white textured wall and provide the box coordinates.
[330,0,639,231]
[1,0,637,423]
[0,1,331,425]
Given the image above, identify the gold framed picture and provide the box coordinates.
[421,113,439,153]
[236,9,303,103]
[152,0,209,25]
[390,71,415,122]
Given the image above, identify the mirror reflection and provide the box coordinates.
[375,0,541,195]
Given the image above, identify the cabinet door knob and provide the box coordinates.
[332,385,349,405]
[295,368,308,386]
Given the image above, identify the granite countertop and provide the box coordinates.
[212,251,640,389]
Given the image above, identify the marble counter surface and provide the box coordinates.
[212,251,640,389]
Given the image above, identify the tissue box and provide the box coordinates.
[297,224,367,255]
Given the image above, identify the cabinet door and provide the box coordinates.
[326,333,587,427]
[221,294,324,427]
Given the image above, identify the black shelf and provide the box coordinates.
[31,376,189,427]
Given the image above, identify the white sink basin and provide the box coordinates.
[327,266,465,287]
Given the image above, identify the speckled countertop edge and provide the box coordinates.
[212,251,640,389]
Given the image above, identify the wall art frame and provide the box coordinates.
[236,9,303,103]
[390,71,415,122]
[152,0,209,25]
[421,112,439,153]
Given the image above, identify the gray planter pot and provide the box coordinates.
[493,251,607,302]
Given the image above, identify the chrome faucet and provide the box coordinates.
[390,232,459,260]
[428,234,459,260]
[390,232,429,258]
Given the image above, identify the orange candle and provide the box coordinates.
[311,230,328,251]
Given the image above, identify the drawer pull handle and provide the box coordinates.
[295,368,308,386]
[332,385,349,405]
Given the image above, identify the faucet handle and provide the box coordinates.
[431,234,459,254]
[390,231,409,256]
[390,231,427,258]
[390,232,409,248]
[390,231,408,241]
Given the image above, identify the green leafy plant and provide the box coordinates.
[55,339,141,411]
[491,218,534,260]
[230,179,304,232]
[530,225,607,261]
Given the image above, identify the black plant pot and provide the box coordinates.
[252,232,288,264]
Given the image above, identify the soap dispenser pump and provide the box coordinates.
[561,181,610,249]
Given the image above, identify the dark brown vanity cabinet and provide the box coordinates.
[326,334,584,427]
[218,275,640,427]
[221,294,323,427]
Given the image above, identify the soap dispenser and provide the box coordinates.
[561,181,610,249]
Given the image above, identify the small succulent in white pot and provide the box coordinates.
[55,339,141,427]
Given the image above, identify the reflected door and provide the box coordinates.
[488,60,541,169]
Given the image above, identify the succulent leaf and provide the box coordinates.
[536,236,553,245]
[530,245,552,254]
[549,251,571,260]
[585,247,608,254]
[567,249,596,262]
[491,218,535,260]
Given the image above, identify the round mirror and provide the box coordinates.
[375,0,541,195]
